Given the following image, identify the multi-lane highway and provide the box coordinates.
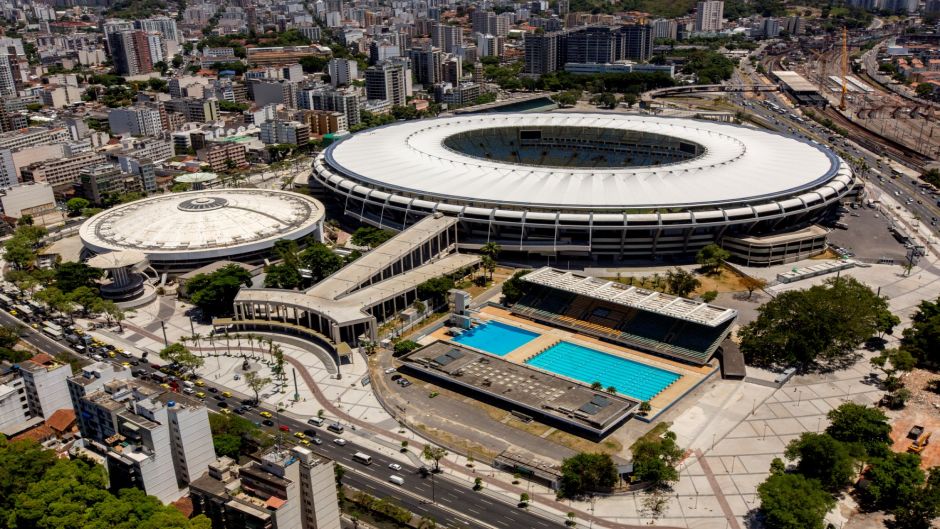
[0,304,562,529]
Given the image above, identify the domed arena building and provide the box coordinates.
[79,189,325,274]
[312,113,855,264]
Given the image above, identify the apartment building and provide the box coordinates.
[0,354,72,434]
[200,142,248,172]
[190,447,341,529]
[68,369,215,503]
[20,150,107,190]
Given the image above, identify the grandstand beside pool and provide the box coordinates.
[407,267,735,436]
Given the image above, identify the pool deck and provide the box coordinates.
[422,306,717,413]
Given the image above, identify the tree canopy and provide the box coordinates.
[859,451,925,512]
[0,436,210,529]
[158,343,204,376]
[901,295,940,368]
[300,242,345,284]
[825,403,891,458]
[184,264,253,317]
[630,430,684,490]
[694,244,730,273]
[558,452,619,498]
[54,262,103,294]
[739,277,893,368]
[757,472,835,529]
[417,276,455,304]
[350,226,394,248]
[501,269,532,305]
[784,432,855,492]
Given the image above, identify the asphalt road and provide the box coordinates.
[0,305,561,529]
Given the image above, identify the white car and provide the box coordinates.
[388,463,402,471]
[333,438,347,446]
[384,367,396,374]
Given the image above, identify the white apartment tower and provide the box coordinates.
[695,0,724,33]
[327,58,358,87]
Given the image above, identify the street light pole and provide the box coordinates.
[160,321,168,347]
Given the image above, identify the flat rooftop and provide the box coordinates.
[401,341,637,437]
[522,267,736,327]
[772,70,819,93]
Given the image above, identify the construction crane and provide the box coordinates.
[839,27,848,111]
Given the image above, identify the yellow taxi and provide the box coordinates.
[293,432,306,439]
[160,383,170,389]
[30,323,39,329]
[121,361,130,367]
[195,391,206,399]
[221,391,233,398]
[195,380,206,387]
[299,439,311,446]
[9,309,16,316]
[108,351,116,358]
[220,408,232,415]
[259,411,273,418]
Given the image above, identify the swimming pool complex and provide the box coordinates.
[452,321,540,356]
[526,341,680,401]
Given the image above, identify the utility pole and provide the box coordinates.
[839,27,848,112]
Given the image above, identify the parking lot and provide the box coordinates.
[827,203,910,262]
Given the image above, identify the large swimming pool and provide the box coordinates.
[452,321,540,357]
[526,341,680,401]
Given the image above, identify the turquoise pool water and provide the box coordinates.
[452,321,540,356]
[526,341,680,401]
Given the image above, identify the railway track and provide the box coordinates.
[821,107,931,171]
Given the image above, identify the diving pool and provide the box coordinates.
[526,341,680,401]
[452,321,540,357]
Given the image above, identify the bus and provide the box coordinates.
[352,452,373,465]
[43,324,63,340]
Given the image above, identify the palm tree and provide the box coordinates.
[481,242,501,261]
[246,333,254,356]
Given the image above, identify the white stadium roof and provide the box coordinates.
[324,113,842,209]
[79,189,324,262]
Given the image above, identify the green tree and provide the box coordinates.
[915,83,934,98]
[244,371,271,404]
[55,262,103,293]
[158,342,204,377]
[757,473,835,529]
[264,263,302,289]
[784,433,855,492]
[825,402,892,458]
[1,436,211,529]
[393,340,420,355]
[631,430,684,490]
[350,226,395,248]
[184,264,252,317]
[665,267,700,297]
[421,445,447,473]
[558,452,619,497]
[417,276,455,305]
[212,433,242,458]
[695,243,730,273]
[68,286,102,314]
[901,295,940,368]
[739,277,892,368]
[65,197,90,216]
[859,451,925,511]
[501,269,532,305]
[299,242,345,283]
[481,242,501,260]
[891,468,940,529]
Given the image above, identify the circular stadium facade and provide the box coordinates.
[79,189,325,273]
[313,113,855,259]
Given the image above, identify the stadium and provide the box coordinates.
[79,189,325,274]
[312,113,856,263]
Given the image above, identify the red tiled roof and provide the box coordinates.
[46,408,76,433]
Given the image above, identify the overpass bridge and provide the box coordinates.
[644,84,778,100]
